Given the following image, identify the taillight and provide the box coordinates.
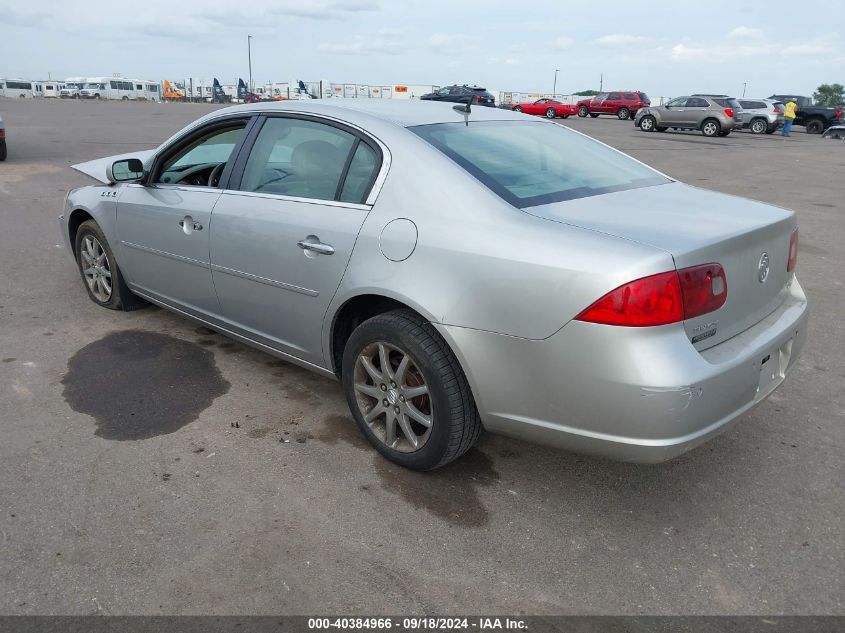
[678,263,728,319]
[575,264,727,327]
[835,108,843,121]
[787,227,799,272]
[0,130,4,138]
[724,107,734,118]
[774,107,783,114]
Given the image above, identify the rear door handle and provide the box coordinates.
[297,240,335,255]
[178,217,203,232]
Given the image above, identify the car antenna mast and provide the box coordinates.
[452,96,472,126]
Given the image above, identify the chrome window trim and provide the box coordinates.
[219,189,371,211]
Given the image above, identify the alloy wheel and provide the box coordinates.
[80,235,112,302]
[352,342,432,453]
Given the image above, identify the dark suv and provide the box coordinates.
[576,91,650,120]
[420,85,496,107]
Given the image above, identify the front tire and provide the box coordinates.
[74,220,146,311]
[639,115,656,132]
[578,106,589,117]
[0,140,6,161]
[513,106,523,113]
[342,309,482,471]
[617,107,630,120]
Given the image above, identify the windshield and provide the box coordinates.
[410,121,669,208]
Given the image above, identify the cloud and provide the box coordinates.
[318,35,402,55]
[429,33,473,48]
[271,0,380,20]
[727,26,764,41]
[595,34,650,47]
[0,4,51,27]
[553,36,573,50]
[783,42,838,56]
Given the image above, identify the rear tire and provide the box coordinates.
[589,113,599,118]
[74,220,147,311]
[805,119,824,134]
[0,140,6,161]
[546,107,556,118]
[342,309,482,471]
[578,106,589,117]
[617,107,630,120]
[701,118,721,137]
[750,119,768,134]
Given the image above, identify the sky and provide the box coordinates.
[1,0,843,98]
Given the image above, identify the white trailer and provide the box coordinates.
[41,81,60,98]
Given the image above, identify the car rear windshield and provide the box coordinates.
[410,121,669,208]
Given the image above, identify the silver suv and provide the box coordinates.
[737,99,784,134]
[635,95,740,137]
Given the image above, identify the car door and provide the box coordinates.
[590,93,606,112]
[683,97,710,127]
[116,117,251,317]
[660,96,689,126]
[604,92,621,114]
[527,99,545,115]
[208,114,384,365]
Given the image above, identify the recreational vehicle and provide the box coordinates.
[60,77,87,98]
[79,77,135,100]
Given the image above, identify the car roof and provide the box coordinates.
[204,99,522,129]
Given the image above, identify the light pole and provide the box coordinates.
[742,81,747,98]
[247,35,253,93]
[553,69,560,97]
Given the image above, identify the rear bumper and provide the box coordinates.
[437,278,808,462]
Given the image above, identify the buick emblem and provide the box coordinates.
[758,252,770,284]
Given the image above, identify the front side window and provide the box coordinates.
[411,121,669,208]
[666,96,688,107]
[239,118,357,201]
[156,123,247,186]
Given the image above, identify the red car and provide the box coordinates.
[512,98,578,119]
[576,91,651,120]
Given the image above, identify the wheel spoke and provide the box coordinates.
[394,355,410,386]
[384,414,397,447]
[405,403,431,428]
[100,267,111,279]
[354,382,382,399]
[81,250,94,265]
[398,414,419,449]
[364,405,383,423]
[100,276,112,295]
[404,384,429,399]
[378,343,392,380]
[359,356,383,383]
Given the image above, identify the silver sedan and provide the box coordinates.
[60,101,808,470]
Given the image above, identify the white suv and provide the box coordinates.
[737,99,785,134]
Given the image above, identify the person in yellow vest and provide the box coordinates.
[782,99,799,137]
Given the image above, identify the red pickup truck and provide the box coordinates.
[577,91,651,120]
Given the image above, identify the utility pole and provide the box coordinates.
[742,82,747,98]
[599,73,603,92]
[553,69,560,97]
[247,35,253,93]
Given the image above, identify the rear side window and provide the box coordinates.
[608,92,621,100]
[240,118,355,201]
[410,121,669,208]
[623,93,636,100]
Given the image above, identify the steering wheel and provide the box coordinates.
[208,162,226,187]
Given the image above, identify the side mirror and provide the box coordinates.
[107,158,144,183]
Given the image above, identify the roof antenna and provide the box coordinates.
[452,96,472,126]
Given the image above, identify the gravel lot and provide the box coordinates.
[0,97,842,615]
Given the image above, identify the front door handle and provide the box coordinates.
[297,239,335,255]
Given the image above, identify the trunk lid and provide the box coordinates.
[525,182,796,349]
